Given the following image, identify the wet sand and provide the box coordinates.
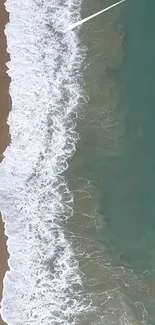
[0,1,11,324]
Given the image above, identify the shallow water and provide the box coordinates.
[68,0,155,323]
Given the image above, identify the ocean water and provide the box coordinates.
[67,0,155,324]
[1,0,155,324]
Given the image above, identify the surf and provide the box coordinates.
[0,0,88,324]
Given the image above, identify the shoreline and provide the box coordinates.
[0,1,11,324]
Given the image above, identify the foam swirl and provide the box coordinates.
[0,0,88,324]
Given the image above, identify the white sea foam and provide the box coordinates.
[0,0,89,324]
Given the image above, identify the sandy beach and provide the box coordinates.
[0,1,11,324]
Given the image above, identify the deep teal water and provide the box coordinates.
[99,0,155,274]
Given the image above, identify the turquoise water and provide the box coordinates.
[68,0,155,323]
[77,0,155,275]
[98,0,155,274]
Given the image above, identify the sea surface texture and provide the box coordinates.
[1,0,155,324]
[0,0,87,324]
